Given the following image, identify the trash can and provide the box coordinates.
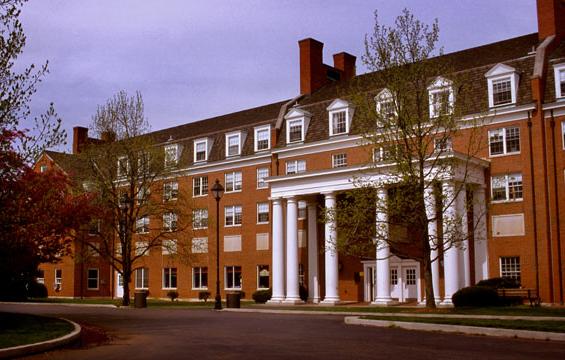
[134,290,147,308]
[226,292,240,308]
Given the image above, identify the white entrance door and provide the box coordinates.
[403,267,417,299]
[115,272,124,298]
[390,267,401,300]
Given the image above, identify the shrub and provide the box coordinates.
[166,290,179,302]
[476,277,520,289]
[27,281,48,298]
[452,286,499,308]
[237,291,246,299]
[198,291,211,303]
[252,289,272,303]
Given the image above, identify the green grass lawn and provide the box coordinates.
[359,315,565,333]
[28,297,220,308]
[0,312,75,349]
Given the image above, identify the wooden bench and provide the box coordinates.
[497,288,540,307]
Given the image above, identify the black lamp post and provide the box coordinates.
[211,179,224,310]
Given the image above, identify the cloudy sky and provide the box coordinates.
[19,0,537,152]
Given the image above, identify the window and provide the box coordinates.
[88,219,100,236]
[562,122,565,150]
[165,144,179,167]
[286,160,306,175]
[40,165,48,173]
[162,239,177,255]
[135,268,149,289]
[136,216,149,234]
[192,267,208,289]
[554,64,565,99]
[225,205,242,226]
[193,176,208,197]
[163,267,177,289]
[428,77,454,118]
[257,202,269,224]
[117,156,129,177]
[330,110,347,135]
[332,153,347,168]
[87,268,99,290]
[254,126,270,152]
[406,268,416,285]
[298,201,307,219]
[390,268,398,286]
[37,269,45,284]
[500,256,521,285]
[225,266,242,290]
[492,78,512,106]
[137,185,150,205]
[86,242,100,257]
[376,89,396,122]
[257,265,269,289]
[256,233,269,250]
[194,139,208,162]
[164,182,178,201]
[54,269,62,290]
[135,241,149,256]
[192,208,208,229]
[485,64,518,108]
[226,132,241,157]
[138,151,150,174]
[287,119,304,143]
[224,235,242,252]
[256,167,269,189]
[192,237,208,253]
[299,263,305,286]
[225,171,242,192]
[489,127,520,156]
[491,174,523,202]
[163,212,178,232]
[434,137,452,152]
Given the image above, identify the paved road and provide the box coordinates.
[2,303,564,360]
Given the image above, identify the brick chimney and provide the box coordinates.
[537,0,565,42]
[333,52,356,80]
[72,126,89,154]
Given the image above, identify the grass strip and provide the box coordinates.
[0,312,75,349]
[359,315,565,333]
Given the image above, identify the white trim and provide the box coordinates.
[562,121,565,150]
[164,144,180,167]
[284,107,311,144]
[327,98,352,136]
[134,267,149,290]
[86,268,99,290]
[490,173,523,203]
[487,126,521,157]
[162,267,178,290]
[254,125,271,152]
[485,64,519,108]
[428,77,454,118]
[553,63,565,99]
[193,138,208,163]
[256,167,269,189]
[191,266,208,290]
[256,202,270,224]
[225,171,242,193]
[224,265,243,290]
[256,264,270,290]
[224,205,243,227]
[225,131,242,157]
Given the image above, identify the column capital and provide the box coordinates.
[269,196,282,203]
[321,191,335,199]
[284,195,297,203]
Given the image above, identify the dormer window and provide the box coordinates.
[194,138,208,162]
[254,125,270,152]
[117,156,129,177]
[284,108,311,144]
[288,119,304,143]
[327,99,353,136]
[165,144,179,167]
[375,89,395,122]
[554,63,565,99]
[226,132,241,157]
[428,77,454,118]
[485,64,519,108]
[434,137,452,152]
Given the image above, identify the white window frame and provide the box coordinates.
[162,239,177,255]
[257,202,269,224]
[192,208,208,230]
[286,118,305,143]
[254,125,271,152]
[192,267,208,290]
[162,267,177,290]
[285,160,306,175]
[553,63,565,100]
[117,156,129,178]
[163,212,178,232]
[490,173,523,202]
[225,171,242,193]
[87,268,99,290]
[135,241,149,256]
[488,127,521,157]
[332,153,347,168]
[225,132,242,157]
[500,256,521,284]
[327,99,352,136]
[257,265,270,290]
[135,267,149,289]
[193,176,208,197]
[163,181,179,201]
[225,205,242,227]
[561,121,565,150]
[485,64,519,108]
[164,144,179,167]
[191,237,208,253]
[54,269,62,290]
[256,167,269,189]
[375,88,396,124]
[428,77,454,118]
[193,138,208,163]
[136,216,150,234]
[224,265,242,290]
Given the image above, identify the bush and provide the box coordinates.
[476,277,520,289]
[166,290,179,302]
[237,291,246,299]
[252,289,272,303]
[198,291,211,303]
[452,286,499,308]
[27,281,48,298]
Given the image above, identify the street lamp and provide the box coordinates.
[211,179,224,310]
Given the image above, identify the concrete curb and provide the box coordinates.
[0,318,81,359]
[344,316,565,342]
[0,301,119,308]
[222,308,564,321]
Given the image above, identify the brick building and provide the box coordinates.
[35,0,565,304]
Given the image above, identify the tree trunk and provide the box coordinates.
[423,253,436,308]
[122,269,131,306]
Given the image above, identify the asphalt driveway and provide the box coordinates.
[1,303,564,360]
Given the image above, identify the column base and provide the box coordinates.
[320,297,340,305]
[371,297,396,306]
[308,297,320,304]
[418,298,442,306]
[439,298,454,306]
[267,296,285,304]
[282,296,304,305]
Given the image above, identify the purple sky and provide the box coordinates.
[20,0,537,152]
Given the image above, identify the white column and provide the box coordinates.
[268,197,285,303]
[307,202,320,303]
[441,181,460,305]
[457,186,471,288]
[321,192,340,304]
[424,185,441,303]
[473,187,489,282]
[284,196,301,303]
[373,187,394,305]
